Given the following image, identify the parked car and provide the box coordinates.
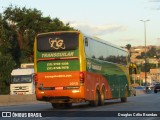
[145,85,154,93]
[133,86,146,96]
[154,84,160,93]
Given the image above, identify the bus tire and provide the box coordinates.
[89,90,100,107]
[121,88,128,102]
[51,103,65,109]
[121,97,127,102]
[65,103,72,108]
[99,87,105,106]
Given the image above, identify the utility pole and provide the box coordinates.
[140,20,150,86]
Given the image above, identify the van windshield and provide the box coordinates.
[11,75,32,84]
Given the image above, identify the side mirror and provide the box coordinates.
[32,74,35,85]
[129,63,137,75]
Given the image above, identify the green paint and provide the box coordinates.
[37,60,80,72]
[86,58,129,98]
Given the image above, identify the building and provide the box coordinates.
[150,69,160,83]
[129,45,160,86]
[130,45,160,65]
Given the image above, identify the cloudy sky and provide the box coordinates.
[0,0,160,46]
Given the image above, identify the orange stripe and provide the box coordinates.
[37,57,79,62]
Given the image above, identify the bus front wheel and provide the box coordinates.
[121,97,127,102]
[51,103,63,109]
[51,103,72,109]
[121,88,128,102]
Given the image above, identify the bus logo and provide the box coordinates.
[49,38,65,50]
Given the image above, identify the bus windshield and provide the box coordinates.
[37,32,79,52]
[11,75,32,84]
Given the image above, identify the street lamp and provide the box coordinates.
[154,56,159,82]
[140,19,150,86]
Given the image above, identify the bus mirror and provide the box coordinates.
[85,38,88,47]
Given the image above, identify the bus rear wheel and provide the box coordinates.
[100,88,105,106]
[89,90,100,107]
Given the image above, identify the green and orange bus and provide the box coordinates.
[34,31,135,108]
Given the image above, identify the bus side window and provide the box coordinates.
[85,38,88,47]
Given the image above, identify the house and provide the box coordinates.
[150,69,160,83]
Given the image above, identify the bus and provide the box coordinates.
[34,31,135,108]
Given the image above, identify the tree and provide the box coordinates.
[136,47,159,59]
[146,47,157,58]
[125,44,132,58]
[125,44,131,51]
[136,52,145,59]
[0,14,17,94]
[3,5,74,63]
[0,5,75,94]
[139,63,156,72]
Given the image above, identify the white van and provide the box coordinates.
[10,63,35,95]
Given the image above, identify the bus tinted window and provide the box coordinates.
[37,33,78,52]
[84,36,128,65]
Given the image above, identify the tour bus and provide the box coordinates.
[34,31,136,108]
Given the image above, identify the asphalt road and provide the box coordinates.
[0,93,160,120]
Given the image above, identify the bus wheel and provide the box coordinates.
[121,97,127,102]
[89,90,100,107]
[65,103,72,108]
[51,103,65,109]
[100,88,105,106]
[121,89,128,102]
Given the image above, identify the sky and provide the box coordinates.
[0,0,160,47]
